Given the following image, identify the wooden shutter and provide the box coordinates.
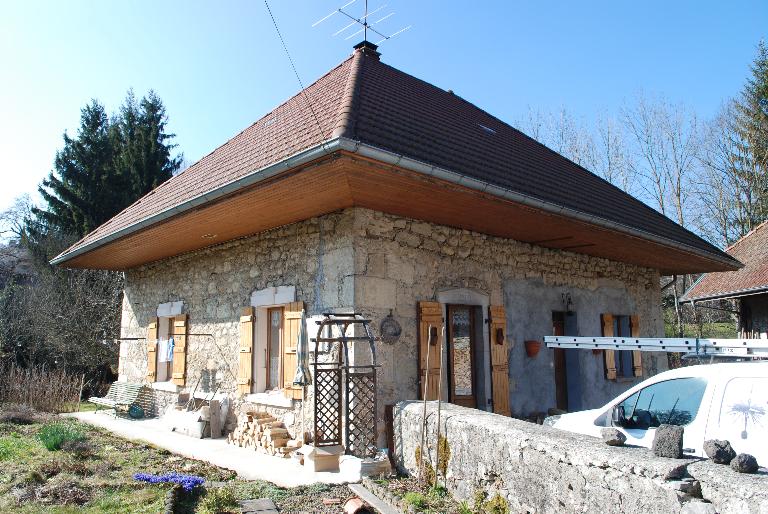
[630,315,643,377]
[418,301,443,401]
[237,307,255,395]
[601,313,617,380]
[171,314,188,386]
[488,305,511,416]
[146,318,158,382]
[283,301,304,400]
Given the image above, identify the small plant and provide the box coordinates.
[38,421,86,451]
[199,485,239,514]
[458,500,473,514]
[437,435,451,477]
[428,484,448,501]
[404,491,428,511]
[473,489,487,512]
[133,471,205,492]
[483,493,510,514]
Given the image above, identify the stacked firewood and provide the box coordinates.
[227,411,303,457]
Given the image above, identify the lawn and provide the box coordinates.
[664,321,737,339]
[0,408,352,513]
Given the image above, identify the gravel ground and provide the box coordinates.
[271,483,359,513]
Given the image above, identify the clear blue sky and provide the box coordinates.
[1,0,766,212]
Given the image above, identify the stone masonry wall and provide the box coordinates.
[119,206,665,438]
[394,402,768,514]
[118,209,356,419]
[349,208,665,430]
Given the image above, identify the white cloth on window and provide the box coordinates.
[166,337,174,362]
[157,339,170,363]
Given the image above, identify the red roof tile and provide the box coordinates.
[55,45,736,270]
[683,222,768,301]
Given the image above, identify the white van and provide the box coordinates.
[544,362,768,466]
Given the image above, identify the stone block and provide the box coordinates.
[652,424,684,458]
[410,221,433,236]
[355,276,396,309]
[703,439,736,464]
[730,453,759,473]
[600,428,626,446]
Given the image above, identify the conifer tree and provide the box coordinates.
[731,40,768,234]
[30,91,182,245]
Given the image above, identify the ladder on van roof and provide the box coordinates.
[543,336,768,360]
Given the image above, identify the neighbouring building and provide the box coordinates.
[53,42,740,444]
[683,221,768,339]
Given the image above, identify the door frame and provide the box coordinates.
[446,304,478,409]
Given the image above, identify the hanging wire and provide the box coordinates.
[263,0,327,139]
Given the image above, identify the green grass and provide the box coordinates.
[0,411,352,513]
[0,433,36,461]
[664,322,736,339]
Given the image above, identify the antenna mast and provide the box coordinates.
[312,0,411,46]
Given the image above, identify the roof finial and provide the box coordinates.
[312,0,412,49]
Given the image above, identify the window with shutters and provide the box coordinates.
[239,298,303,399]
[601,313,642,381]
[155,316,175,382]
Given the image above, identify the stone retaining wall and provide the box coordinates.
[393,401,768,514]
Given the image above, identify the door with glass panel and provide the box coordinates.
[447,304,477,408]
[267,307,283,391]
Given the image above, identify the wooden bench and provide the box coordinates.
[88,382,145,416]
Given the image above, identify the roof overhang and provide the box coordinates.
[52,137,742,273]
[682,286,768,303]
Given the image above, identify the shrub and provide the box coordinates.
[0,405,38,424]
[0,364,83,413]
[404,491,428,511]
[38,421,86,451]
[199,485,239,514]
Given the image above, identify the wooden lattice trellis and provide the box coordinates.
[311,313,379,458]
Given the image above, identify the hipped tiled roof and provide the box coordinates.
[54,45,737,270]
[682,222,768,301]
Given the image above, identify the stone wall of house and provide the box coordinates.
[349,208,666,436]
[394,401,768,514]
[118,209,357,420]
[118,205,667,442]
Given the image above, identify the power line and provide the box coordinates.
[263,0,326,138]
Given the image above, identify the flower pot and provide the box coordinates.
[524,340,541,358]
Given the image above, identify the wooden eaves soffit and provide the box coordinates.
[52,139,740,274]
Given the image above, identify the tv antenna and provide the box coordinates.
[312,0,411,45]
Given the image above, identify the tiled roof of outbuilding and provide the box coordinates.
[683,222,768,301]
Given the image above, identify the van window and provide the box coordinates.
[716,377,768,442]
[616,377,707,429]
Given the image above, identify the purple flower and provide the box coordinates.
[133,471,205,492]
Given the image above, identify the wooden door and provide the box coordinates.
[418,301,443,400]
[488,305,511,416]
[447,305,477,409]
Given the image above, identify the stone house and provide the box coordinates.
[53,42,739,442]
[683,221,768,339]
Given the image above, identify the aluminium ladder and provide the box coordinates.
[543,336,768,360]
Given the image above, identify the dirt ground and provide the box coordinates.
[0,407,357,513]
